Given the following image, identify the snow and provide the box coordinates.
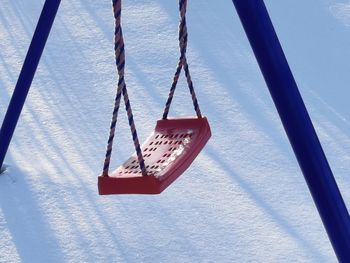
[0,0,349,262]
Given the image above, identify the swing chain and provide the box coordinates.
[102,0,147,177]
[162,0,202,120]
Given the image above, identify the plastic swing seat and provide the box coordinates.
[99,0,210,195]
[98,117,211,195]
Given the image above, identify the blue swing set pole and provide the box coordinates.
[0,0,61,170]
[231,0,350,261]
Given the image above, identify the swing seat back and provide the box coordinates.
[98,117,211,194]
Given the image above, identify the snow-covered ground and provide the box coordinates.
[0,0,349,262]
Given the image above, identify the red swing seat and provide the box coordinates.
[99,0,209,195]
[98,117,211,195]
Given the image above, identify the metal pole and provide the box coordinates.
[231,0,350,261]
[0,0,61,170]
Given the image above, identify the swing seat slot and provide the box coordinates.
[98,117,211,194]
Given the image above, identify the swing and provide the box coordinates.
[98,0,211,195]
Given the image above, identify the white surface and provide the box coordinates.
[0,0,349,262]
